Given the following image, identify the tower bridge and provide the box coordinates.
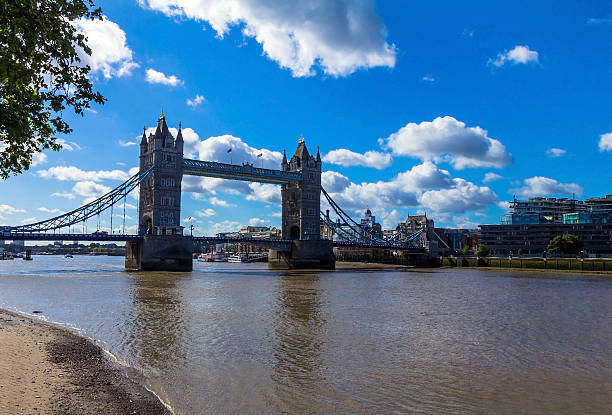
[2,112,437,270]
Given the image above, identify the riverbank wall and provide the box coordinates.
[442,257,612,273]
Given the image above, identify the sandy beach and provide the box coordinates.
[0,309,170,415]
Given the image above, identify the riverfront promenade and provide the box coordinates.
[0,309,169,414]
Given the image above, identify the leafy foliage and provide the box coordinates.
[462,244,471,256]
[0,0,105,178]
[476,243,490,258]
[547,234,583,255]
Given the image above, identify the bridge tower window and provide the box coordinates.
[289,226,300,239]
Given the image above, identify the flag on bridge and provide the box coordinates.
[227,148,232,153]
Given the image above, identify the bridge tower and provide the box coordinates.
[280,136,322,240]
[138,111,184,236]
[125,112,192,271]
[269,136,334,269]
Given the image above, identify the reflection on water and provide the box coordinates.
[270,273,326,413]
[123,271,189,375]
[0,257,611,414]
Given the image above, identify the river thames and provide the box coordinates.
[0,256,610,414]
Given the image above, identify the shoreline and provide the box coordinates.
[0,308,171,415]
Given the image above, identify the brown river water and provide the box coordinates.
[0,256,610,414]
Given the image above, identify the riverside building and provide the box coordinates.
[480,195,612,255]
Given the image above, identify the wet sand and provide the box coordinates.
[0,309,170,415]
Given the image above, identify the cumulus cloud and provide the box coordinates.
[187,94,205,108]
[323,149,392,169]
[248,217,266,226]
[546,148,566,157]
[323,161,497,222]
[483,172,502,183]
[201,220,241,236]
[137,0,396,77]
[38,166,130,182]
[209,196,237,208]
[379,116,512,169]
[419,178,498,214]
[119,140,138,147]
[31,152,47,167]
[489,45,539,67]
[246,183,281,204]
[510,176,583,197]
[598,132,612,152]
[74,16,138,78]
[196,208,216,217]
[72,181,112,198]
[325,161,452,212]
[0,204,26,215]
[145,68,183,86]
[321,171,351,192]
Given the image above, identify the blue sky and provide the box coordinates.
[2,0,612,235]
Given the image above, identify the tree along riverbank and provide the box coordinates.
[443,256,612,273]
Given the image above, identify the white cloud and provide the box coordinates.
[145,68,183,86]
[422,75,435,83]
[37,207,62,214]
[489,45,539,67]
[546,148,566,158]
[483,172,502,183]
[419,178,498,215]
[21,217,38,225]
[380,208,404,230]
[379,116,512,169]
[209,196,236,208]
[246,183,281,204]
[56,139,82,151]
[74,16,138,78]
[598,132,612,152]
[72,181,112,197]
[51,192,75,200]
[497,201,512,212]
[321,171,351,192]
[196,208,216,218]
[323,161,497,218]
[31,152,47,167]
[119,140,138,147]
[187,94,205,108]
[510,176,583,197]
[137,0,396,77]
[202,220,241,236]
[38,166,130,182]
[248,217,266,226]
[0,204,26,215]
[323,149,392,169]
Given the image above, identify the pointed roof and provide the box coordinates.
[176,121,183,142]
[140,126,147,145]
[282,149,287,165]
[316,145,321,162]
[293,135,310,160]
